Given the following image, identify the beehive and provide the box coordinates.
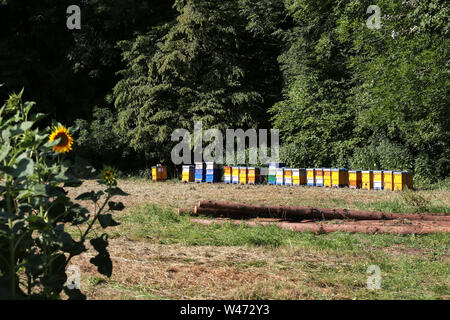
[349,170,362,189]
[232,166,240,184]
[224,166,232,184]
[362,170,373,190]
[323,168,332,187]
[239,167,248,184]
[248,167,260,185]
[181,165,194,183]
[152,164,167,182]
[299,168,307,185]
[373,170,384,190]
[394,171,407,191]
[205,162,222,183]
[307,168,315,186]
[315,168,324,187]
[292,169,300,186]
[268,163,285,185]
[284,168,293,186]
[195,162,206,183]
[276,168,285,185]
[331,168,348,188]
[406,171,414,190]
[383,171,394,191]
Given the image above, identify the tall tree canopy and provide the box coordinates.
[113,0,282,163]
[0,0,448,184]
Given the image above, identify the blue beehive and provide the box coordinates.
[205,162,222,183]
[195,162,206,183]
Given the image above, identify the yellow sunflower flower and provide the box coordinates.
[49,125,73,153]
[101,167,117,186]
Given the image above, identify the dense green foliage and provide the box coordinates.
[0,0,448,185]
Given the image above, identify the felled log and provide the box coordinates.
[191,218,450,235]
[197,201,450,222]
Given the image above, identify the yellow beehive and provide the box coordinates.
[181,165,194,183]
[394,171,407,191]
[332,168,348,188]
[152,165,167,182]
[292,169,300,186]
[362,171,373,190]
[323,169,332,187]
[383,171,393,191]
[239,167,248,184]
[373,170,384,190]
[349,170,362,189]
[306,168,315,186]
[232,166,240,184]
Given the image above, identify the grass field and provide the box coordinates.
[67,180,449,300]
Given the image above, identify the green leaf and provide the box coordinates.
[63,287,86,300]
[107,187,129,196]
[75,191,103,202]
[108,201,125,211]
[27,215,49,231]
[90,234,109,253]
[29,113,47,123]
[0,142,11,162]
[98,214,120,229]
[90,252,112,278]
[4,157,34,180]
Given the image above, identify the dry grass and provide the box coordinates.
[64,180,449,300]
[69,236,448,300]
[67,180,450,214]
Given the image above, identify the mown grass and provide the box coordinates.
[66,181,449,300]
[97,203,449,299]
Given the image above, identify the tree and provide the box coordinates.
[113,0,282,163]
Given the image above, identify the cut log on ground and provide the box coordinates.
[191,218,450,235]
[197,201,450,222]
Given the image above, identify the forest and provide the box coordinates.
[1,0,448,187]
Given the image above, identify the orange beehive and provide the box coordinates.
[224,166,232,183]
[315,168,324,187]
[248,167,260,184]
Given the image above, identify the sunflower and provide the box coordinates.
[49,125,73,153]
[101,167,117,186]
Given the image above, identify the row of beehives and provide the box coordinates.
[165,163,414,191]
